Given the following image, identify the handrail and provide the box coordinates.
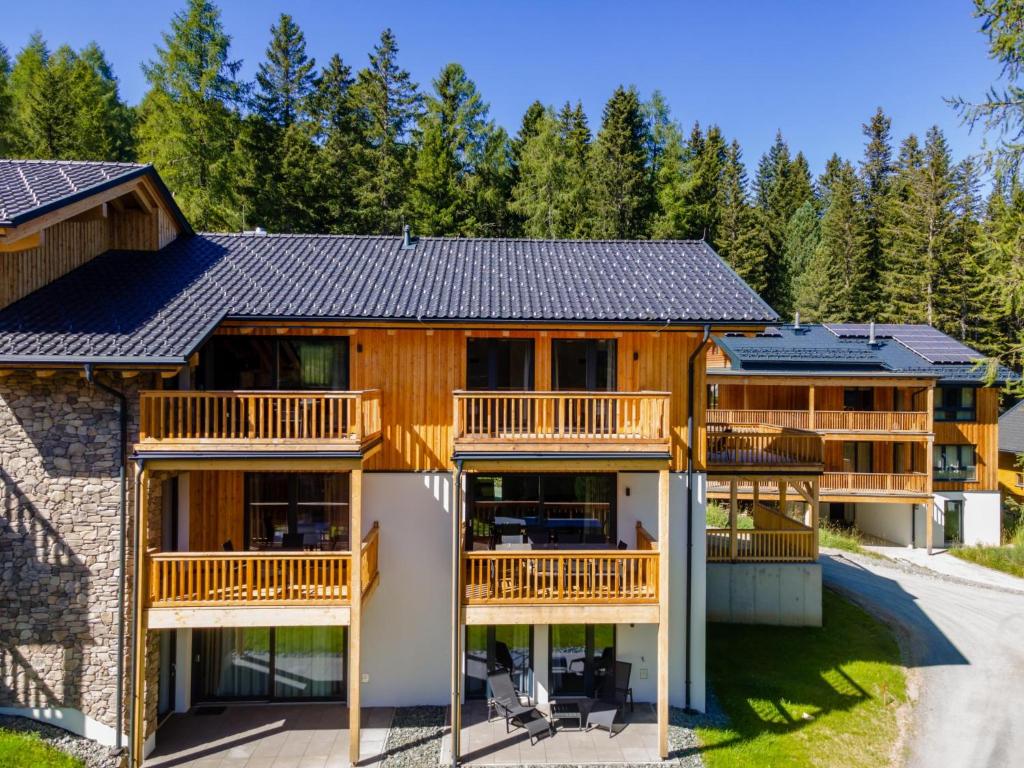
[138,389,381,444]
[453,390,671,442]
[361,522,380,596]
[707,408,930,433]
[706,422,823,467]
[635,522,657,551]
[463,550,659,604]
[821,471,929,494]
[705,528,816,562]
[147,550,352,606]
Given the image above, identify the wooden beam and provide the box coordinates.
[0,231,42,252]
[348,469,363,765]
[130,467,149,768]
[68,203,108,223]
[35,369,57,378]
[464,603,660,625]
[657,468,670,760]
[729,478,738,561]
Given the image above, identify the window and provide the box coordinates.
[468,473,616,547]
[198,336,349,391]
[552,339,616,391]
[892,443,908,474]
[842,442,873,473]
[944,500,964,546]
[465,625,533,700]
[707,384,720,410]
[934,387,976,422]
[549,625,614,698]
[933,445,977,482]
[843,387,874,411]
[246,473,350,550]
[466,339,534,390]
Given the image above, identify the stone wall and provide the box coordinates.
[0,370,154,737]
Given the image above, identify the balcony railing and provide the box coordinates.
[361,522,380,596]
[706,528,816,562]
[821,472,929,495]
[707,409,930,433]
[138,389,381,448]
[706,423,824,470]
[147,551,353,607]
[463,550,659,605]
[453,391,671,452]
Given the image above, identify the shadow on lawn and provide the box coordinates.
[683,559,967,761]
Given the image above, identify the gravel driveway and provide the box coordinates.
[821,551,1024,768]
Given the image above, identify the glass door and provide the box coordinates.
[549,624,614,698]
[464,625,533,700]
[944,500,964,546]
[552,340,617,435]
[246,473,350,551]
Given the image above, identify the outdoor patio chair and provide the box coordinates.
[487,670,547,736]
[585,660,634,737]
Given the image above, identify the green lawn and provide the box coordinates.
[0,728,84,768]
[950,543,1024,578]
[696,589,907,768]
[818,522,872,555]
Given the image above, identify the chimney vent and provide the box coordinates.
[868,321,879,346]
[794,311,800,330]
[401,224,416,250]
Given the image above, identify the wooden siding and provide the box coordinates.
[934,386,999,491]
[214,326,706,471]
[188,471,245,551]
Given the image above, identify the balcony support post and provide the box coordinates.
[810,479,820,559]
[349,468,363,764]
[450,460,465,768]
[129,462,148,768]
[808,385,816,429]
[729,479,738,562]
[657,467,670,760]
[779,480,788,519]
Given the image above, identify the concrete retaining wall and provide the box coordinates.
[707,562,822,626]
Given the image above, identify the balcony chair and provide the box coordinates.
[586,660,634,737]
[486,671,552,743]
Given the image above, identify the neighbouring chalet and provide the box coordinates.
[0,159,1015,767]
[999,400,1024,507]
[707,322,1017,552]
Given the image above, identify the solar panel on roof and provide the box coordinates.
[823,322,981,363]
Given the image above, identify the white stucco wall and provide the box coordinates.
[932,491,1002,546]
[360,472,454,706]
[853,501,917,546]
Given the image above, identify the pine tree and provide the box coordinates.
[311,53,360,233]
[714,140,763,290]
[752,132,813,312]
[138,0,245,229]
[815,159,871,321]
[559,101,593,237]
[976,176,1024,366]
[858,107,894,316]
[508,100,546,234]
[8,33,48,155]
[410,63,494,235]
[23,44,77,158]
[589,85,651,238]
[72,43,135,160]
[786,200,823,320]
[349,29,422,234]
[511,107,568,238]
[0,44,12,156]
[253,14,316,128]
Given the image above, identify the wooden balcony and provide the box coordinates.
[707,409,930,435]
[706,423,824,473]
[137,389,382,453]
[145,523,380,627]
[452,391,671,456]
[821,472,930,498]
[706,528,816,562]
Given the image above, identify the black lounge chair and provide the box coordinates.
[486,671,552,742]
[586,660,634,737]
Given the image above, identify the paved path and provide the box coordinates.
[821,551,1024,768]
[862,545,1024,593]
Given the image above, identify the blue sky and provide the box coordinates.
[2,1,1004,177]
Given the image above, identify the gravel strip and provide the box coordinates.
[378,703,723,768]
[0,715,123,768]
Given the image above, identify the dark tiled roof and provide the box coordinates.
[0,159,151,226]
[0,233,777,364]
[715,324,1019,384]
[1000,400,1024,454]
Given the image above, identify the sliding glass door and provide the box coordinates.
[465,625,533,700]
[246,473,350,551]
[549,624,614,698]
[193,627,346,702]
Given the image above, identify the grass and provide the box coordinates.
[818,522,871,555]
[696,589,907,768]
[707,501,754,529]
[0,728,85,768]
[949,524,1024,578]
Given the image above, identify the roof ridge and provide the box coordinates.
[0,158,147,168]
[200,232,712,244]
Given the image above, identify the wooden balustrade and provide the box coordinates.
[138,389,382,446]
[706,423,823,468]
[821,472,929,494]
[706,528,816,562]
[635,522,657,551]
[463,550,659,604]
[453,391,670,447]
[147,551,352,607]
[361,522,380,596]
[707,409,929,433]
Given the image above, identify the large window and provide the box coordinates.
[933,445,977,482]
[549,625,614,698]
[468,473,616,547]
[467,339,534,390]
[246,473,350,551]
[198,336,349,391]
[465,625,533,700]
[842,442,874,473]
[843,387,874,411]
[552,339,616,391]
[934,387,976,422]
[192,627,345,701]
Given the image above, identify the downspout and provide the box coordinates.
[685,325,711,712]
[450,458,464,768]
[84,364,128,752]
[128,457,144,767]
